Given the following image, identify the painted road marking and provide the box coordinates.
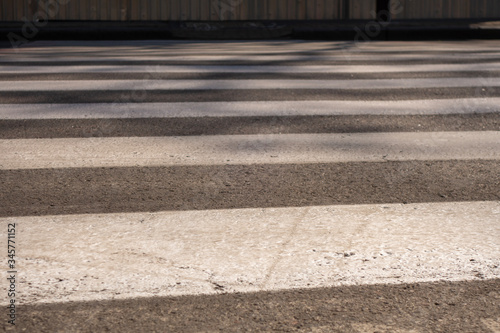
[0,99,498,119]
[2,78,500,91]
[2,201,498,305]
[2,63,500,74]
[1,131,499,170]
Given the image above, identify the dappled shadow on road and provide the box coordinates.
[2,40,500,220]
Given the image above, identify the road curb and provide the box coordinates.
[1,19,499,42]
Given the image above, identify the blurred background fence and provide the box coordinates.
[392,0,500,19]
[1,0,499,21]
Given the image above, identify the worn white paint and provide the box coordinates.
[3,63,500,74]
[2,78,500,91]
[2,201,499,305]
[1,99,498,119]
[1,131,499,170]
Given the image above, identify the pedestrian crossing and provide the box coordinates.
[0,41,499,312]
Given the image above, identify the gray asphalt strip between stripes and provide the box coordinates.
[1,114,498,139]
[2,88,500,104]
[1,160,498,217]
[3,71,500,81]
[12,279,500,332]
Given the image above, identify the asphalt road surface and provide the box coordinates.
[0,40,499,332]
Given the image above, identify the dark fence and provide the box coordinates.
[0,0,499,21]
[392,0,500,19]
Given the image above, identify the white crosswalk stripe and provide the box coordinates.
[4,202,499,304]
[3,77,500,91]
[1,132,499,170]
[0,40,499,308]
